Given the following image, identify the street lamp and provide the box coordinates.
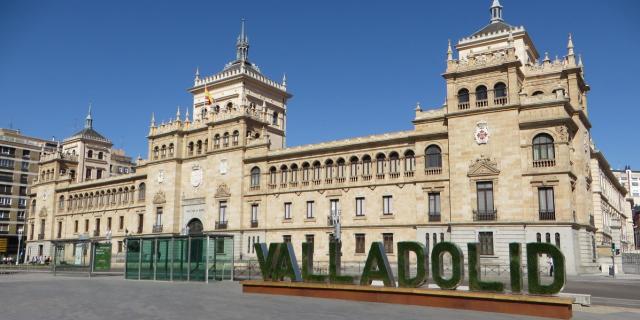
[16,228,23,265]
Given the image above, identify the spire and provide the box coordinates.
[543,52,550,63]
[490,0,503,23]
[578,54,583,67]
[447,39,453,61]
[236,18,249,62]
[185,108,190,122]
[567,33,574,56]
[84,103,93,129]
[194,66,200,81]
[176,106,181,121]
[150,112,156,127]
[282,73,287,87]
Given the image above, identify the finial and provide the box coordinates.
[84,103,93,129]
[543,52,550,62]
[185,108,190,122]
[415,101,422,111]
[447,39,453,61]
[236,18,249,61]
[578,54,583,67]
[282,73,287,86]
[151,112,156,127]
[567,33,575,56]
[176,106,181,121]
[554,55,559,63]
[490,0,503,23]
[194,67,200,81]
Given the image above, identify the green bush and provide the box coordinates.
[509,243,522,293]
[397,241,427,288]
[526,243,565,295]
[360,242,395,287]
[431,241,464,290]
[467,243,504,292]
[302,242,328,283]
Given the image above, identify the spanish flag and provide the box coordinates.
[204,84,214,105]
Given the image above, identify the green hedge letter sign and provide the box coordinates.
[509,243,523,293]
[302,242,328,283]
[360,242,395,287]
[254,243,281,281]
[526,243,565,295]
[431,242,464,290]
[397,241,427,288]
[468,243,504,292]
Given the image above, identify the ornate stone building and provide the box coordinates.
[26,1,634,275]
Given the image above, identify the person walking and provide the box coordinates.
[547,256,554,277]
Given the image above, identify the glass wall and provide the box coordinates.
[124,235,234,282]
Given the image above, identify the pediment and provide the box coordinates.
[468,155,500,177]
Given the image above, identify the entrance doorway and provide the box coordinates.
[187,218,203,235]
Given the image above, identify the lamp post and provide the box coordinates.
[16,229,23,265]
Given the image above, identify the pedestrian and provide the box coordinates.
[547,256,554,277]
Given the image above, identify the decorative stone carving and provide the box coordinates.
[152,191,166,204]
[156,170,165,184]
[555,126,568,142]
[215,183,231,198]
[468,155,500,177]
[474,121,490,144]
[39,207,47,217]
[219,159,228,175]
[190,164,203,188]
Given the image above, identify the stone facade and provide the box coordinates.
[25,1,635,275]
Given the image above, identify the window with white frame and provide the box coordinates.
[355,197,365,216]
[251,204,258,222]
[306,201,314,219]
[284,202,292,219]
[382,195,392,215]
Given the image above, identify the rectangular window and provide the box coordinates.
[137,214,143,233]
[84,219,89,232]
[155,207,163,225]
[306,201,314,219]
[476,181,494,219]
[479,232,494,256]
[283,202,292,220]
[17,211,25,220]
[74,220,78,233]
[538,187,555,220]
[355,197,365,216]
[0,211,8,219]
[117,241,123,253]
[0,197,12,206]
[0,224,8,232]
[383,233,394,254]
[428,192,441,221]
[95,218,100,235]
[355,233,365,254]
[107,217,112,231]
[18,198,26,208]
[0,184,11,194]
[218,201,227,222]
[425,233,430,253]
[57,221,62,238]
[330,199,339,218]
[283,235,291,243]
[119,216,124,230]
[251,204,258,222]
[382,196,392,215]
[306,234,314,244]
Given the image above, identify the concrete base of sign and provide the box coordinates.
[242,280,573,319]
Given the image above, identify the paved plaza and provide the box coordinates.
[1,273,639,320]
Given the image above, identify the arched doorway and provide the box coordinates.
[186,218,203,235]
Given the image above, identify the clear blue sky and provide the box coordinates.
[1,0,639,169]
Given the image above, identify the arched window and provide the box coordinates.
[188,142,194,156]
[168,143,174,156]
[532,91,544,96]
[494,82,507,105]
[425,145,442,168]
[272,112,278,126]
[458,88,470,109]
[336,158,346,178]
[375,153,386,175]
[555,233,560,247]
[87,150,93,158]
[494,82,507,97]
[232,130,239,146]
[269,167,277,185]
[223,133,229,147]
[138,183,146,201]
[161,145,167,158]
[532,134,555,160]
[476,85,488,106]
[250,167,261,187]
[280,165,288,185]
[31,199,36,213]
[302,162,310,181]
[404,150,415,172]
[349,156,359,177]
[290,164,298,182]
[214,134,220,149]
[226,102,233,110]
[196,140,202,154]
[58,196,65,210]
[97,152,103,160]
[389,152,400,173]
[325,159,334,179]
[312,161,321,181]
[362,155,372,176]
[153,146,159,159]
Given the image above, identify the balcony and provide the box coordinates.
[215,221,227,230]
[458,102,470,110]
[389,172,400,179]
[152,224,163,233]
[249,185,260,191]
[473,209,497,221]
[268,183,277,190]
[362,175,372,181]
[428,213,441,222]
[38,233,44,240]
[349,176,358,182]
[539,211,556,221]
[533,159,556,168]
[476,99,488,107]
[494,96,508,105]
[376,173,385,179]
[425,167,442,175]
[336,177,345,184]
[404,171,414,178]
[327,216,335,226]
[250,220,258,228]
